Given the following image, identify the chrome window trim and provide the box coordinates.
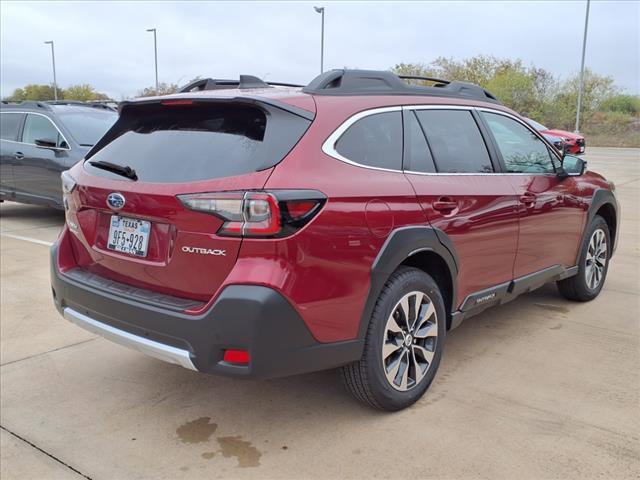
[321,103,563,175]
[408,105,475,112]
[0,111,71,151]
[321,106,403,173]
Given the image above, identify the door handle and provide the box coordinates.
[433,197,458,212]
[14,152,24,160]
[519,192,536,206]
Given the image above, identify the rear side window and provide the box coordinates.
[404,111,436,173]
[335,111,402,170]
[85,103,310,183]
[22,114,65,147]
[415,110,493,173]
[0,112,24,141]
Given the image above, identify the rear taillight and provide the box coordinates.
[178,190,326,238]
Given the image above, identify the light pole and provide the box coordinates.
[575,0,591,133]
[146,28,159,93]
[314,6,325,74]
[44,41,58,101]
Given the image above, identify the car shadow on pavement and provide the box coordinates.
[0,203,65,223]
[57,281,571,423]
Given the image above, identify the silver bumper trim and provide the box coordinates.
[63,307,197,371]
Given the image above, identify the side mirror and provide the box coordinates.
[558,154,586,178]
[35,138,59,149]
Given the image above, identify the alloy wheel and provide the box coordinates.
[585,228,607,290]
[382,291,438,391]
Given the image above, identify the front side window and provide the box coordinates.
[335,111,402,170]
[0,112,23,141]
[482,112,556,173]
[415,110,493,173]
[22,114,65,147]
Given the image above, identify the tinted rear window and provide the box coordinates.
[415,110,493,173]
[1,112,23,141]
[85,103,310,183]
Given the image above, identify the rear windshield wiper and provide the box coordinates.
[88,160,138,181]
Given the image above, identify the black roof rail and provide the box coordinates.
[0,100,52,110]
[179,75,304,93]
[302,69,500,104]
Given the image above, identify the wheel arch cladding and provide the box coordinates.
[400,251,454,329]
[588,189,618,256]
[358,226,459,336]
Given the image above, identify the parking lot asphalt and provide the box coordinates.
[1,147,639,480]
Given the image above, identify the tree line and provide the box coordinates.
[4,56,638,146]
[5,84,111,102]
[2,82,182,102]
[393,56,639,147]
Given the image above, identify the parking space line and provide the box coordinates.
[0,426,92,479]
[1,338,97,368]
[0,232,54,247]
[0,223,63,233]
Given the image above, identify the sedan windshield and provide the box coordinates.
[57,110,118,146]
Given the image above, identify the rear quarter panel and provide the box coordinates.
[236,98,427,342]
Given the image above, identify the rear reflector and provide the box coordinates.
[223,349,250,365]
[284,200,318,219]
[178,190,326,238]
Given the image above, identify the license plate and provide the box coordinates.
[107,215,151,257]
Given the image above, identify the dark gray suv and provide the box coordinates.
[0,101,117,208]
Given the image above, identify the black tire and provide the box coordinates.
[340,267,446,411]
[557,215,611,301]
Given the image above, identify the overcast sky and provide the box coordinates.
[1,0,638,99]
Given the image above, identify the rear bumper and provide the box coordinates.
[63,307,197,370]
[50,245,363,378]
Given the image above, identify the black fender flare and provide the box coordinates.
[583,188,619,258]
[357,226,459,338]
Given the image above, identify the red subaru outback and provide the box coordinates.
[51,70,619,411]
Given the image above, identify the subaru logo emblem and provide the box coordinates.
[106,192,126,210]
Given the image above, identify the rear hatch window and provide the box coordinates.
[84,101,311,183]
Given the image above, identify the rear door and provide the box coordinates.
[66,99,312,301]
[479,110,585,276]
[403,107,519,307]
[0,111,25,196]
[14,113,71,204]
